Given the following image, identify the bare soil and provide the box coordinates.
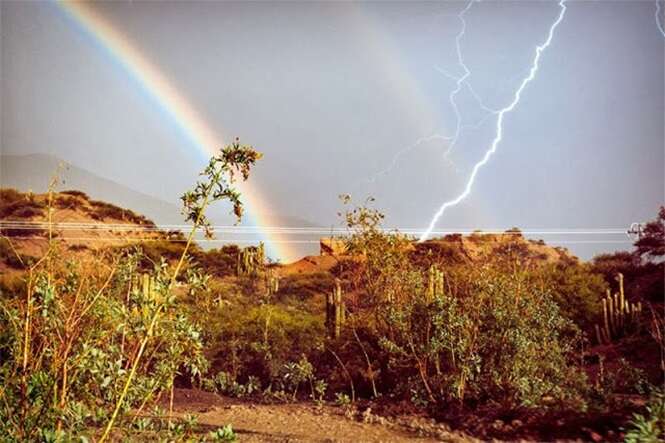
[166,389,474,442]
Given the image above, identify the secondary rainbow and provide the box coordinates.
[56,0,298,262]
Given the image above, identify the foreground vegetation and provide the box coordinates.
[0,149,663,441]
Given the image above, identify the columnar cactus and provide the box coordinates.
[265,270,280,296]
[595,273,642,344]
[426,265,445,302]
[237,242,265,276]
[137,273,157,300]
[129,273,161,307]
[326,280,345,339]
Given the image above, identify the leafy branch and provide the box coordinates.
[100,139,261,442]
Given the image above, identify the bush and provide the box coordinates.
[379,266,586,409]
[0,249,209,440]
[0,189,44,219]
[0,189,45,237]
[276,272,335,301]
[194,245,240,278]
[0,238,23,269]
[202,371,260,398]
[531,263,607,328]
[60,190,89,199]
[54,194,80,210]
[0,188,23,204]
[205,301,324,390]
[110,241,196,272]
[139,241,190,264]
[410,239,468,268]
[331,197,588,410]
[0,200,45,236]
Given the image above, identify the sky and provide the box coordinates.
[1,0,663,261]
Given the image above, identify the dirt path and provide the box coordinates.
[169,389,472,442]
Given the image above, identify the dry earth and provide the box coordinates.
[167,389,475,443]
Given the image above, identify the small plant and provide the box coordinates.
[132,417,154,432]
[624,388,665,443]
[313,379,328,403]
[335,392,351,406]
[207,424,237,442]
[596,358,650,396]
[202,372,260,398]
[280,355,315,401]
[182,413,199,435]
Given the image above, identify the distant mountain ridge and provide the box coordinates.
[1,153,184,225]
[1,153,322,258]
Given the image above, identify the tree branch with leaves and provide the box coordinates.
[100,139,261,442]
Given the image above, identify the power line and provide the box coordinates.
[3,235,632,245]
[0,221,630,236]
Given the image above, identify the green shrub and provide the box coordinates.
[206,302,324,391]
[531,263,607,328]
[277,272,335,301]
[193,245,240,278]
[379,266,586,409]
[624,388,665,443]
[332,197,588,411]
[206,424,236,442]
[202,371,260,398]
[0,250,209,440]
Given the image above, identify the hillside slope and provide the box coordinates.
[1,154,322,258]
[1,154,184,225]
[0,188,175,271]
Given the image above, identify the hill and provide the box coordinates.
[278,229,577,278]
[413,230,577,266]
[0,153,322,258]
[1,153,184,225]
[0,188,171,269]
[0,185,580,276]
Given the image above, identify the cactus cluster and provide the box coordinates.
[595,273,642,345]
[236,242,265,276]
[326,280,346,339]
[426,265,445,302]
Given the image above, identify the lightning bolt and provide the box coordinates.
[440,0,479,158]
[419,0,568,242]
[366,133,451,184]
[366,0,494,184]
[657,0,665,38]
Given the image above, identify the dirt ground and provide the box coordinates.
[167,389,474,442]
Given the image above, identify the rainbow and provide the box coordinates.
[56,0,299,262]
